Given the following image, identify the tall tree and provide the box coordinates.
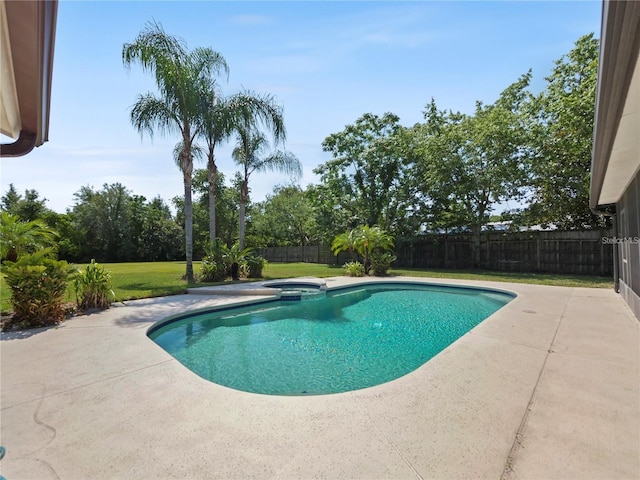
[250,184,317,246]
[1,184,21,213]
[1,184,50,221]
[232,128,302,249]
[42,211,81,262]
[305,182,354,245]
[130,195,183,261]
[197,88,285,242]
[123,20,228,281]
[317,113,404,229]
[524,33,604,229]
[70,183,135,262]
[409,73,532,267]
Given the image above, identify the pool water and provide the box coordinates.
[149,283,513,395]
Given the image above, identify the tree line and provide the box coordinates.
[311,34,604,267]
[1,32,604,270]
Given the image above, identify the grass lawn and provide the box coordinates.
[0,261,612,314]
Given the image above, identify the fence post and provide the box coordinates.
[485,232,490,269]
[536,236,541,271]
[444,235,449,269]
[410,238,414,268]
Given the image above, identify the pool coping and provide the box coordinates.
[1,276,638,479]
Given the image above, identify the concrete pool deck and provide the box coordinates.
[1,276,638,479]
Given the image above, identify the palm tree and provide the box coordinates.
[0,212,58,262]
[197,88,285,242]
[232,127,302,249]
[354,225,394,274]
[330,225,394,271]
[330,229,359,261]
[122,21,228,282]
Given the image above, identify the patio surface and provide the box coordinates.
[1,276,638,479]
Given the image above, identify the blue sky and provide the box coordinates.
[1,0,602,213]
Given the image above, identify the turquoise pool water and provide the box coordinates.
[148,283,514,395]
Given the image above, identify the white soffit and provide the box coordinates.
[0,0,21,139]
[599,51,640,205]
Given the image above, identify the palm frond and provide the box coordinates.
[191,47,229,81]
[197,85,236,145]
[130,93,182,139]
[230,90,286,145]
[253,150,302,179]
[232,129,269,165]
[122,20,187,87]
[0,212,58,261]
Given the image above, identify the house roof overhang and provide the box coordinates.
[0,0,58,157]
[590,0,640,211]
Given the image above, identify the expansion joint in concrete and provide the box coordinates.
[500,291,571,479]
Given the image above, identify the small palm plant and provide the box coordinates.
[354,225,394,274]
[330,229,359,262]
[200,240,265,281]
[0,212,58,263]
[332,225,396,276]
[222,242,257,280]
[200,239,228,282]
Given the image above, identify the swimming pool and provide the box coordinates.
[148,282,514,395]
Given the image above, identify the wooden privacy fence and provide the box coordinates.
[256,230,614,276]
[256,245,349,265]
[395,230,614,275]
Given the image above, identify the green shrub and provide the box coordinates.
[3,250,73,328]
[245,255,267,278]
[200,240,229,282]
[222,243,254,271]
[343,261,365,277]
[369,252,397,276]
[200,241,263,282]
[74,260,115,310]
[200,257,227,282]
